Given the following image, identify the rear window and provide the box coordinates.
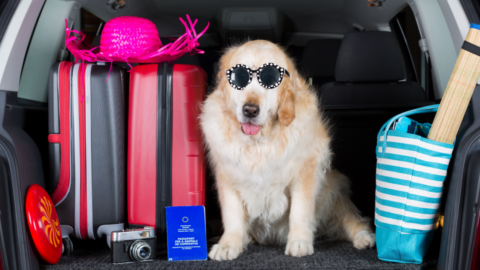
[0,0,20,43]
[396,6,422,84]
[80,8,103,36]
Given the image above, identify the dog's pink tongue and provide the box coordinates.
[242,123,260,135]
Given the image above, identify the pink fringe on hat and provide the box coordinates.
[65,15,209,65]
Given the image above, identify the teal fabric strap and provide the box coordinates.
[377,104,439,157]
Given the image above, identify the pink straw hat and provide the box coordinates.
[65,15,209,65]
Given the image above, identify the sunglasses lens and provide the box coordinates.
[260,66,280,87]
[231,67,250,88]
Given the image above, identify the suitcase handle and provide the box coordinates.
[48,134,61,143]
[376,104,439,158]
[50,61,74,206]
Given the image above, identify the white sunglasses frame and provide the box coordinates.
[226,63,290,90]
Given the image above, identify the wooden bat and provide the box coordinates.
[428,24,480,144]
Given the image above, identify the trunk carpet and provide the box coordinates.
[42,238,437,270]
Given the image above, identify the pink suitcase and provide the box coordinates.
[127,62,206,240]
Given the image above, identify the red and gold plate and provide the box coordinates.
[25,184,62,264]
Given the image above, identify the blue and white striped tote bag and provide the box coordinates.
[375,105,454,264]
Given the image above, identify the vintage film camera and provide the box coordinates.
[111,226,156,263]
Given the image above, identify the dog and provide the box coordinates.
[200,40,375,261]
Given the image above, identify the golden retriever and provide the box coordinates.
[200,40,375,261]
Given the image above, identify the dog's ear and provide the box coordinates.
[278,59,303,126]
[216,46,237,91]
[278,85,295,126]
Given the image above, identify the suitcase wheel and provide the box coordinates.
[62,237,73,256]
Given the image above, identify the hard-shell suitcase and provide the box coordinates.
[128,62,206,240]
[48,61,126,248]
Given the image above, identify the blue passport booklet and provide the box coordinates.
[166,205,208,261]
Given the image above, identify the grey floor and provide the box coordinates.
[42,238,436,270]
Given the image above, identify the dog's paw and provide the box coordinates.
[353,230,376,250]
[285,240,314,257]
[208,242,243,261]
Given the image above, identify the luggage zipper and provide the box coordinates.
[156,62,173,243]
[78,64,89,240]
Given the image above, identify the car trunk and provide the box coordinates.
[7,53,443,269]
[22,102,443,269]
[3,2,480,269]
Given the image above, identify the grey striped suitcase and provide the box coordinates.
[47,62,126,251]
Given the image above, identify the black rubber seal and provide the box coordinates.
[459,0,480,25]
[462,41,480,57]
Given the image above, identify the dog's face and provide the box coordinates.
[217,40,298,136]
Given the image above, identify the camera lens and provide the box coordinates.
[129,240,152,261]
[139,246,150,258]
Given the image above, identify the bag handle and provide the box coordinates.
[377,104,439,157]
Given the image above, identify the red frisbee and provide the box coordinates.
[25,184,62,264]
